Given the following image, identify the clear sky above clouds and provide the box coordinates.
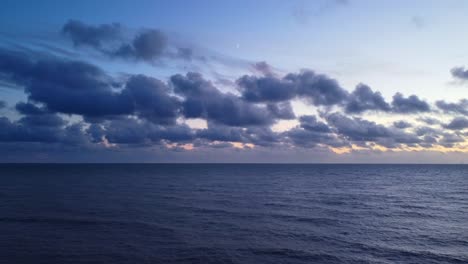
[0,0,467,163]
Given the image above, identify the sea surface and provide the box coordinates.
[0,164,467,264]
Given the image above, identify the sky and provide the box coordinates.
[0,0,467,163]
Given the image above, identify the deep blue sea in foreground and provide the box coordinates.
[1,164,467,264]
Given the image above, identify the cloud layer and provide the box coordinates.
[0,20,467,161]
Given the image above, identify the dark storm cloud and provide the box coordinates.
[450,66,468,80]
[393,120,412,129]
[171,72,275,126]
[391,93,430,113]
[237,70,348,106]
[62,20,122,49]
[443,117,468,130]
[436,99,468,116]
[345,84,391,113]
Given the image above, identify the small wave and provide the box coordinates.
[246,248,342,262]
[270,213,341,226]
[0,216,176,233]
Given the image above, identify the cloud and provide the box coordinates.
[443,117,468,130]
[0,101,6,109]
[62,20,122,49]
[325,113,391,141]
[237,74,296,103]
[287,70,349,106]
[0,48,181,124]
[325,113,421,147]
[393,120,412,129]
[415,126,437,135]
[0,49,132,117]
[90,117,195,145]
[267,102,296,120]
[2,101,93,146]
[0,117,60,143]
[15,102,49,115]
[25,59,134,117]
[418,117,441,125]
[0,37,467,160]
[171,72,275,126]
[238,70,348,106]
[95,118,151,144]
[196,124,245,142]
[439,132,465,147]
[299,115,331,133]
[252,61,275,76]
[391,93,430,113]
[451,66,468,80]
[0,107,89,145]
[285,116,344,148]
[113,29,168,62]
[345,83,391,113]
[62,20,170,62]
[62,20,200,63]
[124,75,180,125]
[285,128,340,148]
[0,48,35,85]
[436,99,468,116]
[410,16,425,29]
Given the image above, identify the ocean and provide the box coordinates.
[0,164,467,263]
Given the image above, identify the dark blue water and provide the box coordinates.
[1,164,467,264]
